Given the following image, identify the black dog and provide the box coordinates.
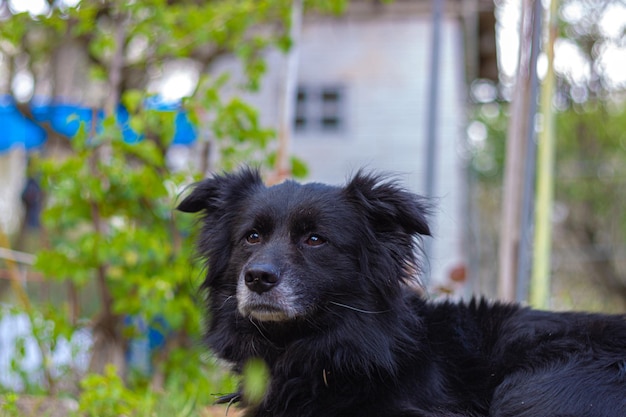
[178,168,626,417]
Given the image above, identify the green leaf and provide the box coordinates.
[290,156,308,178]
[242,358,270,405]
[122,90,144,114]
[128,115,146,135]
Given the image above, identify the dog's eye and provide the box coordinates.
[246,231,262,244]
[305,234,326,247]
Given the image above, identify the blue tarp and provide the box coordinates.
[0,97,47,152]
[0,96,197,153]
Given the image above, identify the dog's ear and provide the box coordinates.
[344,171,431,236]
[177,167,263,213]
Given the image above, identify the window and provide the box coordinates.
[320,89,341,130]
[294,86,345,134]
[294,89,308,130]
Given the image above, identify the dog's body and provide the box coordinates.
[178,169,626,417]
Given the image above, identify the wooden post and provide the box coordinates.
[498,0,534,301]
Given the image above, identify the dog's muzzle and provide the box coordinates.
[237,263,300,322]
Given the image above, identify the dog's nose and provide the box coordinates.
[244,264,280,294]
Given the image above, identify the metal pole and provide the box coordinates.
[423,0,444,284]
[515,0,543,303]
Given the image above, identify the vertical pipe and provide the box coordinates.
[515,0,543,303]
[531,0,559,309]
[425,0,443,198]
[423,0,445,284]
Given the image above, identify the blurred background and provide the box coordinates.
[0,0,625,415]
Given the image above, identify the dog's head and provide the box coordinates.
[177,168,430,324]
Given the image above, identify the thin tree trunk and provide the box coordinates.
[87,12,129,376]
[273,0,303,183]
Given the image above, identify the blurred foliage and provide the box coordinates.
[467,101,508,181]
[469,98,626,307]
[556,0,626,102]
[552,103,626,299]
[79,365,146,417]
[468,1,626,307]
[470,99,626,220]
[555,103,626,216]
[0,393,21,416]
[35,108,205,360]
[17,101,243,412]
[241,358,270,406]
